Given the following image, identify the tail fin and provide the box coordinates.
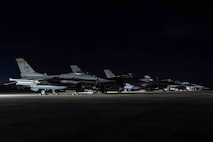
[15,58,44,78]
[70,65,82,73]
[104,69,116,78]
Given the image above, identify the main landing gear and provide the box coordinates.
[39,90,46,95]
[39,90,58,95]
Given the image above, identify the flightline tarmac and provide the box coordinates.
[0,91,213,142]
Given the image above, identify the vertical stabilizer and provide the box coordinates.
[104,69,116,78]
[70,65,82,73]
[15,58,44,78]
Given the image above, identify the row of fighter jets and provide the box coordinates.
[5,58,209,95]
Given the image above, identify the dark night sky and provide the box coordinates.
[0,1,212,88]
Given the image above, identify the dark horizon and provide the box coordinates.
[0,1,212,88]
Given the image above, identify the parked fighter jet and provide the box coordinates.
[185,83,209,91]
[160,79,210,91]
[104,69,138,84]
[104,69,155,91]
[9,78,67,95]
[70,65,121,92]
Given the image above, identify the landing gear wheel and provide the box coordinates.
[41,90,46,95]
[52,90,58,95]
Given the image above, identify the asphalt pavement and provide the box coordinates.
[0,91,213,142]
